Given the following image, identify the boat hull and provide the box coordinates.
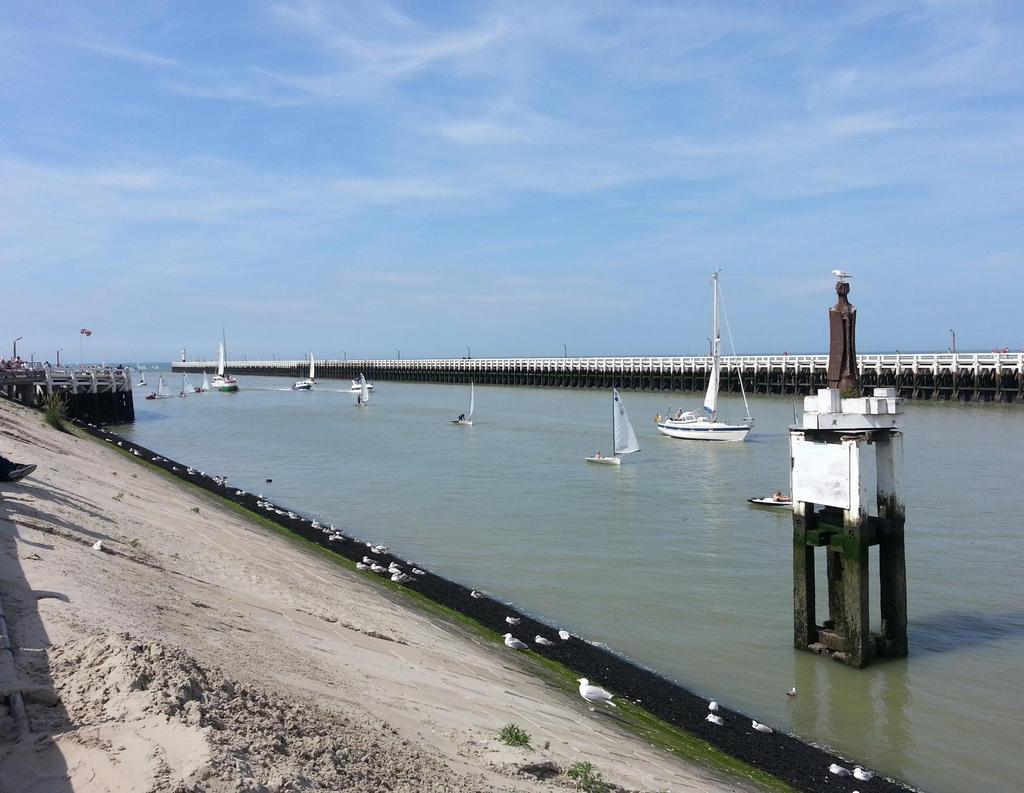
[292,381,313,390]
[748,497,792,508]
[452,419,473,426]
[656,420,750,442]
[585,456,621,465]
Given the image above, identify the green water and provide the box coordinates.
[116,376,1024,792]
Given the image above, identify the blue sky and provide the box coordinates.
[2,1,1022,363]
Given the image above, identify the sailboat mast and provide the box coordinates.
[611,389,616,455]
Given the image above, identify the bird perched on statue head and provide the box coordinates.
[832,269,852,281]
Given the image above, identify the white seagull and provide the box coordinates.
[411,568,426,576]
[370,564,387,574]
[91,540,104,552]
[708,701,719,713]
[503,633,528,650]
[355,563,369,571]
[470,590,484,599]
[752,720,773,733]
[535,635,554,646]
[853,767,875,781]
[832,269,852,281]
[829,763,852,777]
[577,678,616,707]
[391,572,411,583]
[705,713,724,726]
[505,616,521,625]
[558,630,570,641]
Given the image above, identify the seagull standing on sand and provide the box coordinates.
[577,678,616,707]
[503,634,528,650]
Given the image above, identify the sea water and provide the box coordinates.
[115,376,1024,792]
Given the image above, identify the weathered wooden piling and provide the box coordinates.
[0,367,135,423]
[789,278,908,668]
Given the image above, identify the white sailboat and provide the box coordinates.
[348,377,374,392]
[355,374,370,407]
[656,271,752,442]
[293,352,315,390]
[452,382,475,425]
[179,372,193,396]
[200,371,210,392]
[146,375,170,400]
[211,331,239,393]
[586,388,641,465]
[136,366,147,387]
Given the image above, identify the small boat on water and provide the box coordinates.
[586,388,641,465]
[348,377,374,393]
[293,352,316,391]
[145,375,170,400]
[179,373,193,396]
[452,382,475,425]
[136,365,147,388]
[197,371,209,392]
[748,495,792,508]
[656,271,752,442]
[355,374,370,407]
[211,331,239,393]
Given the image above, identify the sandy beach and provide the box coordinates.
[0,397,763,793]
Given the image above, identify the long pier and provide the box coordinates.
[174,353,1024,403]
[0,366,135,422]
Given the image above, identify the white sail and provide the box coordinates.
[217,339,226,376]
[137,369,146,387]
[612,389,640,455]
[468,382,475,420]
[703,272,721,418]
[359,374,369,405]
[309,353,315,380]
[182,373,192,394]
[157,376,168,397]
[201,371,210,390]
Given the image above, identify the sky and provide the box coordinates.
[2,0,1022,363]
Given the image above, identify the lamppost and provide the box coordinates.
[949,328,956,354]
[57,349,63,366]
[342,350,347,361]
[561,342,567,358]
[466,346,471,359]
[12,336,23,360]
[396,348,401,360]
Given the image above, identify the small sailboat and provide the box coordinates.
[179,372,193,396]
[656,271,752,442]
[199,371,210,392]
[211,331,239,393]
[145,375,170,400]
[452,382,475,425]
[293,352,316,390]
[136,365,147,387]
[355,373,370,407]
[348,376,374,393]
[586,388,641,465]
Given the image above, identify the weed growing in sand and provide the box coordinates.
[190,506,200,513]
[43,392,69,432]
[112,491,125,502]
[499,723,531,747]
[129,538,141,548]
[567,761,609,793]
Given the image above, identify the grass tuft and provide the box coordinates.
[498,723,531,747]
[43,392,69,432]
[567,761,609,792]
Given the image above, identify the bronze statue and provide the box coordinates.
[827,280,860,394]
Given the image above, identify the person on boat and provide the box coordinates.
[674,408,684,420]
[457,413,466,422]
[594,451,603,459]
[772,490,789,502]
